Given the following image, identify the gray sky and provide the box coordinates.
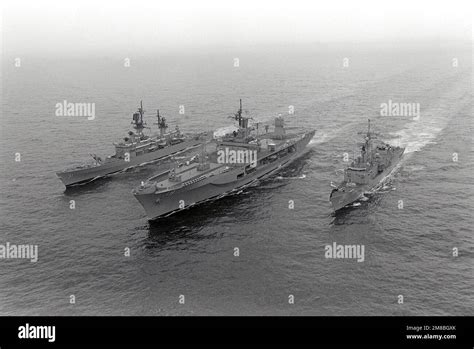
[1,0,472,55]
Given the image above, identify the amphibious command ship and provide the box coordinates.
[330,119,405,211]
[56,101,211,187]
[133,100,315,220]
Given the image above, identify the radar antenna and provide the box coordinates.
[131,100,146,134]
[228,99,252,129]
[154,109,168,137]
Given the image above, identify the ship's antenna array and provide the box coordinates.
[235,99,243,127]
[227,99,254,129]
[131,100,146,133]
[154,109,168,136]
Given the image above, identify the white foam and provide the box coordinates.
[214,125,239,138]
[387,79,470,155]
[309,130,335,145]
[390,122,443,154]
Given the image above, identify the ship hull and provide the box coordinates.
[134,131,315,220]
[56,139,205,187]
[330,148,404,211]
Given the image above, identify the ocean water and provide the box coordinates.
[1,44,472,315]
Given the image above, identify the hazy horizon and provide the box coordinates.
[1,0,472,57]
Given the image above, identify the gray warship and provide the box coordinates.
[330,119,405,211]
[133,100,315,220]
[56,101,211,187]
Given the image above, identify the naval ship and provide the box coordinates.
[56,101,211,187]
[330,119,405,211]
[133,100,315,220]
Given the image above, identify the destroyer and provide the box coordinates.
[133,100,315,220]
[330,119,405,211]
[56,101,211,187]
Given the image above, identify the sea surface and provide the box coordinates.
[1,43,473,315]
